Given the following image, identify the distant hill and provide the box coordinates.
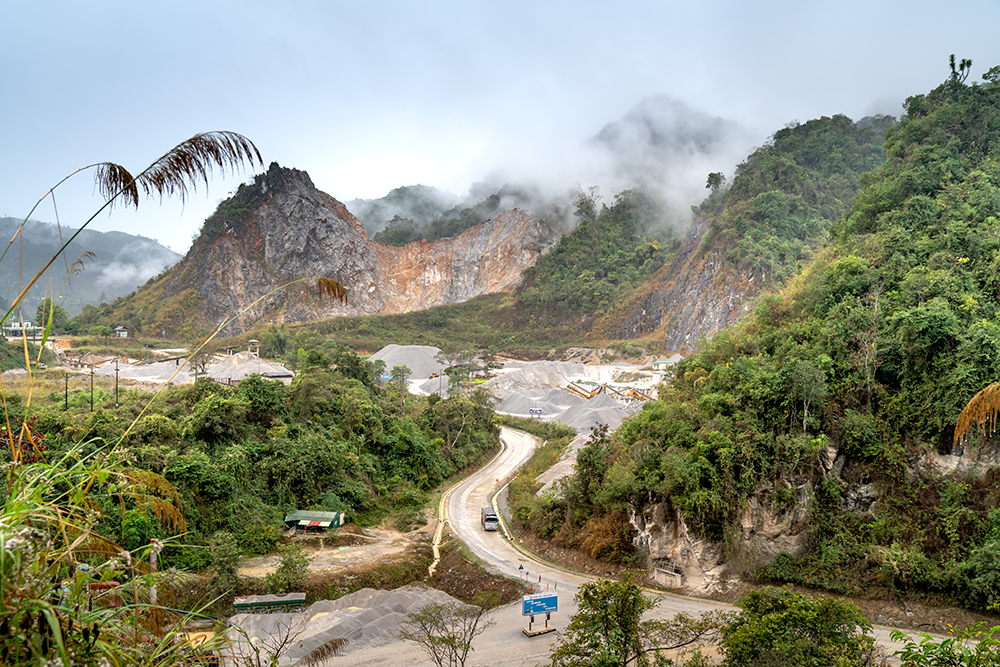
[0,218,181,316]
[346,185,462,236]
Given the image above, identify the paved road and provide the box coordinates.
[342,427,914,665]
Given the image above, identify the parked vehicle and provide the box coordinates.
[481,507,499,531]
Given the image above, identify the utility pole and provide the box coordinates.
[114,358,119,406]
[89,365,94,412]
[64,373,68,411]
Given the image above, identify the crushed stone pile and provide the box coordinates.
[539,388,586,407]
[416,375,452,396]
[96,360,190,385]
[482,360,591,397]
[208,351,293,382]
[369,344,446,379]
[495,391,559,415]
[225,585,467,664]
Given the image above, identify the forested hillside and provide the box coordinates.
[699,113,894,284]
[517,70,1000,609]
[19,346,499,566]
[372,184,544,246]
[518,187,678,318]
[0,218,180,316]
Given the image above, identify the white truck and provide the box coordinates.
[481,507,499,531]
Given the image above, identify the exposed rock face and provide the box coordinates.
[604,215,765,352]
[630,503,726,594]
[631,491,810,594]
[162,164,550,334]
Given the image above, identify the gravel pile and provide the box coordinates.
[95,360,190,385]
[539,388,586,407]
[225,585,467,664]
[482,360,591,397]
[416,376,451,396]
[495,391,559,415]
[369,345,446,379]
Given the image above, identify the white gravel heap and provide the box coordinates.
[225,584,467,664]
[208,351,293,382]
[369,344,447,379]
[95,360,190,385]
[482,360,590,397]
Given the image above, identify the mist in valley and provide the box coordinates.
[348,94,757,242]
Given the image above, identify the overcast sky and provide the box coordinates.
[2,0,998,253]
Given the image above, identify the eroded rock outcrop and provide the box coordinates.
[603,214,765,352]
[161,164,550,334]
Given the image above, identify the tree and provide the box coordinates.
[719,587,878,667]
[706,172,727,193]
[209,530,242,596]
[949,54,973,84]
[263,542,311,594]
[89,324,112,340]
[790,359,827,431]
[399,592,498,667]
[550,575,729,667]
[574,185,603,223]
[391,364,411,412]
[35,298,69,331]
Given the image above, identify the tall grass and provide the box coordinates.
[0,132,351,665]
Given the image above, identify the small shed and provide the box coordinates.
[113,326,129,338]
[651,353,684,372]
[283,510,344,532]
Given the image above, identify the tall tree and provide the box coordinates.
[399,593,497,667]
[35,298,68,331]
[391,364,411,412]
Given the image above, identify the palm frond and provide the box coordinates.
[296,637,349,666]
[68,251,96,278]
[315,277,348,302]
[954,382,1000,445]
[98,131,262,208]
[94,162,140,209]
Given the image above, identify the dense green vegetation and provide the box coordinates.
[257,292,592,359]
[519,187,678,316]
[699,114,894,284]
[517,69,1000,609]
[4,345,500,569]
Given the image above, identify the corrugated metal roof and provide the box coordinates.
[283,510,343,524]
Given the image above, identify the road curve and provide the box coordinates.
[345,426,914,665]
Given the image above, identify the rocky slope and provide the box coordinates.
[601,213,764,352]
[156,163,551,335]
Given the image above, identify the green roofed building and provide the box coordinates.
[283,510,344,532]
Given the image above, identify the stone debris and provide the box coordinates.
[369,344,447,380]
[224,584,468,665]
[95,359,190,385]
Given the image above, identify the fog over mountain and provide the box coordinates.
[0,218,181,316]
[348,95,755,238]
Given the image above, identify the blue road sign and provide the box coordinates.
[522,593,558,616]
[529,408,542,415]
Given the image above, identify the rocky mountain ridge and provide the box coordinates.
[153,163,552,335]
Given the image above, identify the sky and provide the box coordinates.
[2,0,999,254]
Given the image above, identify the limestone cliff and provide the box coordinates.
[601,214,765,352]
[160,163,550,334]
